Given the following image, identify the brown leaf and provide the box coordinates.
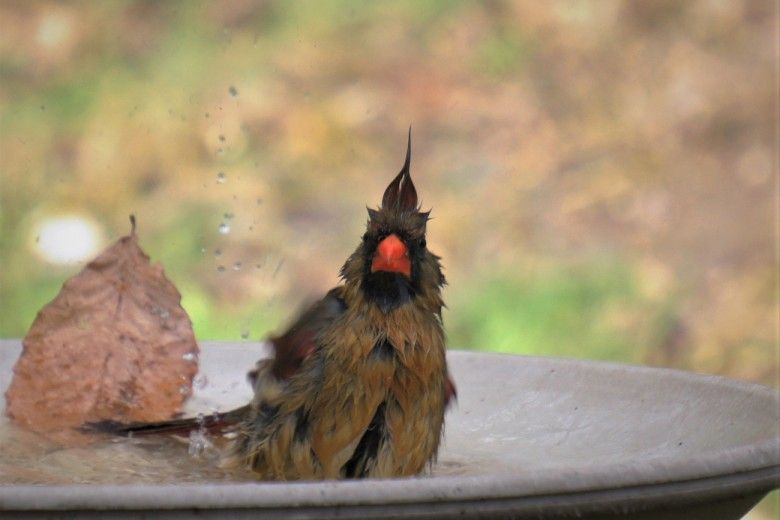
[5,217,199,433]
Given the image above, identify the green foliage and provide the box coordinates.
[474,31,534,78]
[447,263,672,363]
[0,0,774,391]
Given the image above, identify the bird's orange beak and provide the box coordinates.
[371,234,411,277]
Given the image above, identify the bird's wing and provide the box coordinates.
[266,288,347,380]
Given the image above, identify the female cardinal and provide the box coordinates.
[91,131,456,480]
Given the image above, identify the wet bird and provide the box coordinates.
[88,130,456,479]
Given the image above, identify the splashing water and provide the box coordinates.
[188,429,214,458]
[193,374,209,390]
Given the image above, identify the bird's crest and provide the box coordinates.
[367,128,429,233]
[380,128,417,213]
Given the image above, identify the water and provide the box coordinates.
[0,416,256,484]
[0,340,466,484]
[0,415,469,484]
[0,341,471,484]
[187,428,214,458]
[193,373,209,390]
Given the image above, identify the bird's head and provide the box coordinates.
[341,130,445,314]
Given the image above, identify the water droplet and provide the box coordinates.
[217,265,226,273]
[214,248,222,257]
[228,85,238,97]
[149,306,170,319]
[216,172,226,184]
[188,428,213,457]
[240,329,250,340]
[194,374,208,390]
[218,223,231,234]
[232,261,242,271]
[182,352,198,362]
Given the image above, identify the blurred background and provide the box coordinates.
[0,1,777,514]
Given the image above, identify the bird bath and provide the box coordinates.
[0,339,777,519]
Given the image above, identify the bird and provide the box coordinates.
[87,130,456,480]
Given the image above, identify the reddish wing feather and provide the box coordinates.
[270,289,347,379]
[445,375,457,408]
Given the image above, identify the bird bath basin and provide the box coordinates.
[0,339,777,519]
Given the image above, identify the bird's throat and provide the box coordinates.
[362,271,415,314]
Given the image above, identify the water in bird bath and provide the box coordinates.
[0,416,248,484]
[0,410,475,485]
[0,414,475,485]
[0,339,251,484]
[0,340,472,485]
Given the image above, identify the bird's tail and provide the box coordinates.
[81,405,249,437]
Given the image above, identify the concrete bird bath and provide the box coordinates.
[0,339,777,519]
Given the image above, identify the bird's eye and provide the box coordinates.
[419,238,426,249]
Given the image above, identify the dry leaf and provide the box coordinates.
[5,217,199,433]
